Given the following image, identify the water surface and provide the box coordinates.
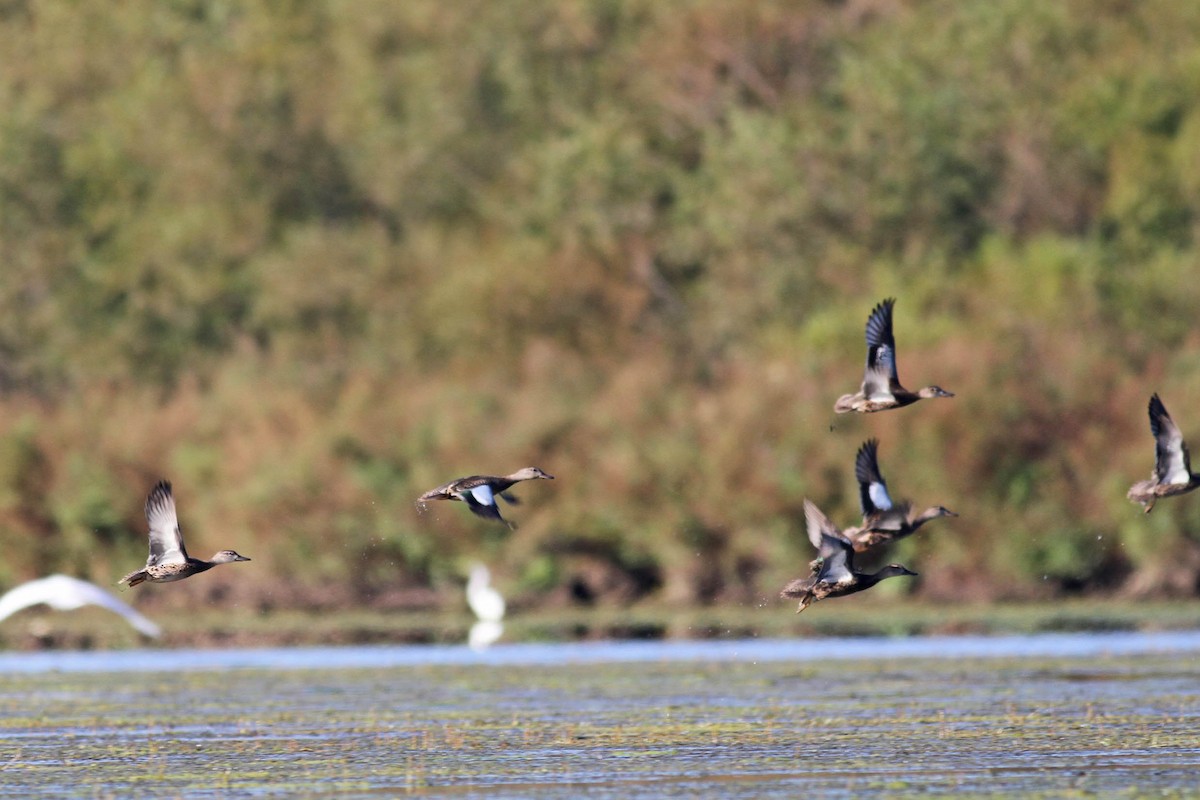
[4,628,1200,674]
[3,631,1198,797]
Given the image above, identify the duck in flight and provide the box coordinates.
[843,439,957,551]
[1127,394,1200,513]
[834,297,954,414]
[119,481,250,588]
[781,499,917,613]
[417,467,554,529]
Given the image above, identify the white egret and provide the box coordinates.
[466,564,505,650]
[466,564,505,622]
[0,574,161,637]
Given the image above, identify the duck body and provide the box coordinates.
[781,499,917,613]
[1128,394,1200,513]
[118,481,250,588]
[841,439,957,552]
[119,556,244,588]
[834,298,954,414]
[418,467,554,529]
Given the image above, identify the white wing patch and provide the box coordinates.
[1164,459,1191,486]
[869,482,893,511]
[469,484,496,506]
[874,345,897,381]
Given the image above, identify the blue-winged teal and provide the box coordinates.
[781,499,917,613]
[834,298,954,413]
[417,467,554,529]
[843,439,957,551]
[1127,394,1200,513]
[119,481,250,588]
[0,574,161,637]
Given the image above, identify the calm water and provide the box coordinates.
[4,628,1200,674]
[3,631,1199,797]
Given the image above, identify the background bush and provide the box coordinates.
[2,0,1199,611]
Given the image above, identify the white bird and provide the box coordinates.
[0,575,161,638]
[466,564,505,623]
[468,620,503,651]
[466,564,505,651]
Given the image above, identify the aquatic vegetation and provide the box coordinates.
[1,651,1199,796]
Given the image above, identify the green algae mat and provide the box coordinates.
[2,647,1199,798]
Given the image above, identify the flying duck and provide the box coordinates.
[834,297,954,413]
[781,498,917,613]
[118,481,250,588]
[417,467,554,529]
[843,439,957,551]
[1127,394,1200,513]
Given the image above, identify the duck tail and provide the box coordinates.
[118,571,145,589]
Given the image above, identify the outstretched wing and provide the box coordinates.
[803,499,854,584]
[855,439,894,516]
[862,298,899,399]
[145,481,187,566]
[0,575,161,637]
[0,579,57,621]
[463,484,513,527]
[1150,394,1192,485]
[803,498,839,550]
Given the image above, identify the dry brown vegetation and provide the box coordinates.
[2,0,1200,615]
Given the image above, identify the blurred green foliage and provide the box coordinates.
[2,0,1200,612]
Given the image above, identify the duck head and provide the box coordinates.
[511,467,554,481]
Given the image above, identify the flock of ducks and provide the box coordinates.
[784,297,1200,613]
[783,298,956,613]
[1,297,1197,638]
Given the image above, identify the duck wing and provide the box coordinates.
[804,499,854,584]
[862,298,899,399]
[816,533,854,586]
[803,498,839,550]
[855,439,894,516]
[463,483,513,527]
[145,481,187,566]
[1150,394,1192,485]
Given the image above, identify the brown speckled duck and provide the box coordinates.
[843,439,957,551]
[834,297,954,414]
[1127,394,1200,513]
[119,481,250,588]
[417,467,554,529]
[781,499,917,613]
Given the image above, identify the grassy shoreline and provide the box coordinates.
[2,598,1199,651]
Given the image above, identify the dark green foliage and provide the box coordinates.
[1,0,1200,610]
